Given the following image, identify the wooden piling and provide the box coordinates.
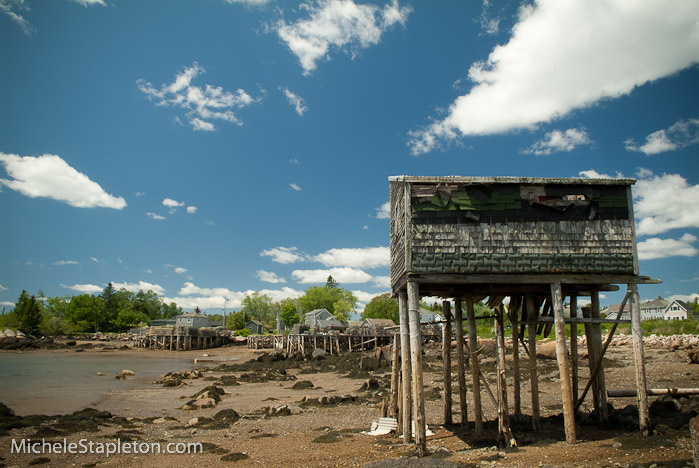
[591,291,608,424]
[495,305,516,447]
[454,296,469,431]
[390,337,400,419]
[629,283,650,435]
[526,294,541,431]
[551,282,576,444]
[465,294,482,436]
[407,281,427,456]
[570,295,579,405]
[398,291,412,443]
[507,296,522,421]
[442,300,453,425]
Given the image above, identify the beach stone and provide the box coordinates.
[192,398,216,409]
[4,329,16,338]
[96,372,106,376]
[153,417,168,424]
[311,348,326,360]
[536,340,559,360]
[688,348,699,364]
[187,417,199,426]
[121,369,135,376]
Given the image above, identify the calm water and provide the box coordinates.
[0,352,194,416]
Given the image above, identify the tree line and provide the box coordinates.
[0,283,182,336]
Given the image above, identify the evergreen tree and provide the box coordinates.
[101,283,119,330]
[14,290,42,335]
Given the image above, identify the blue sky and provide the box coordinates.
[1,0,698,313]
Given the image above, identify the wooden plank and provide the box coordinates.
[409,273,661,285]
[551,282,576,444]
[608,388,699,397]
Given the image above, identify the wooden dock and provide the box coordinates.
[247,334,396,355]
[134,333,228,351]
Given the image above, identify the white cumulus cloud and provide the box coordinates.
[375,201,390,219]
[275,0,412,75]
[257,270,287,284]
[53,260,79,266]
[637,234,698,260]
[292,267,372,284]
[409,0,699,155]
[290,183,302,191]
[281,87,308,116]
[72,0,106,6]
[137,62,258,131]
[0,153,126,209]
[112,281,166,295]
[633,171,699,236]
[0,0,34,35]
[261,246,307,264]
[521,128,592,155]
[146,212,165,220]
[61,283,103,294]
[625,117,699,155]
[186,206,197,214]
[312,246,389,269]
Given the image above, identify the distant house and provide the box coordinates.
[316,318,344,329]
[305,309,334,327]
[176,313,211,329]
[361,318,396,335]
[362,318,396,328]
[246,319,266,334]
[420,308,438,324]
[151,319,176,327]
[664,300,690,320]
[605,303,631,321]
[641,297,669,320]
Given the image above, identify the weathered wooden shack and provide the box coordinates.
[389,175,659,455]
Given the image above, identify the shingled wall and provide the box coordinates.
[390,177,638,288]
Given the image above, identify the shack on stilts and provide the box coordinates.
[388,175,660,456]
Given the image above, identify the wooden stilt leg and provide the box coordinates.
[526,294,541,431]
[570,295,579,406]
[551,282,576,444]
[454,297,468,431]
[442,301,453,425]
[391,337,400,420]
[508,296,522,421]
[495,305,516,447]
[629,283,650,435]
[398,291,412,443]
[465,295,482,436]
[407,281,427,456]
[591,290,608,424]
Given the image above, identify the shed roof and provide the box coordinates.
[389,175,636,186]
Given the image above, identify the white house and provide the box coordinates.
[641,297,669,320]
[304,309,334,327]
[664,300,690,320]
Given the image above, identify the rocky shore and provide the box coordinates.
[1,335,698,467]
